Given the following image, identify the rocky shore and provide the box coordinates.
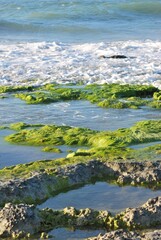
[0,160,161,207]
[0,160,161,238]
[1,196,161,239]
[88,229,161,240]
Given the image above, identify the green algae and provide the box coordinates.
[153,91,161,100]
[40,207,112,231]
[11,83,160,110]
[0,85,34,94]
[5,124,96,146]
[42,146,62,153]
[0,83,159,111]
[5,119,161,162]
[14,87,82,104]
[9,122,43,131]
[0,157,86,180]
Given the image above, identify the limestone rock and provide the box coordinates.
[88,229,141,240]
[0,203,41,238]
[122,196,161,228]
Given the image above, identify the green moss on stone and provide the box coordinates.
[12,83,159,110]
[42,146,62,153]
[0,85,33,93]
[3,119,161,169]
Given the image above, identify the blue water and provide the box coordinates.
[1,0,161,42]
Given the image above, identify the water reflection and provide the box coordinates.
[39,182,161,214]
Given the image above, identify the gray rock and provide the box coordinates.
[0,160,161,207]
[143,230,161,240]
[88,229,161,240]
[0,203,41,238]
[88,229,141,240]
[122,196,161,228]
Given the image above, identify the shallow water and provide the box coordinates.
[48,228,105,240]
[38,182,161,214]
[130,141,161,150]
[1,97,161,131]
[1,97,161,168]
[0,129,82,169]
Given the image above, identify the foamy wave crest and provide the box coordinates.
[0,40,161,88]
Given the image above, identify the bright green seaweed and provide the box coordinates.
[10,83,160,110]
[3,119,161,167]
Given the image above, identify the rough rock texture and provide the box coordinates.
[0,160,161,206]
[0,203,41,238]
[0,203,111,238]
[108,161,161,186]
[88,229,161,240]
[143,230,161,240]
[121,196,161,228]
[88,229,141,240]
[1,198,161,238]
[41,206,111,231]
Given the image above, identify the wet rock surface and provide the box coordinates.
[0,160,161,206]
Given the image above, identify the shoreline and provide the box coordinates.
[1,83,161,238]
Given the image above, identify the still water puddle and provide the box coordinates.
[38,182,161,214]
[130,141,161,150]
[48,228,105,240]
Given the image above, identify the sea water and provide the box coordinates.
[0,0,161,87]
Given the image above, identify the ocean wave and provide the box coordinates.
[119,1,161,15]
[0,20,44,32]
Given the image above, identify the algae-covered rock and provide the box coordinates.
[12,83,159,110]
[41,207,111,230]
[42,146,62,153]
[1,197,161,238]
[153,91,161,100]
[5,124,96,147]
[0,160,161,207]
[10,122,30,130]
[6,120,161,155]
[0,85,33,94]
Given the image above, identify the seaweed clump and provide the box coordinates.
[4,119,161,162]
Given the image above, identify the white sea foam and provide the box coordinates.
[0,40,161,88]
